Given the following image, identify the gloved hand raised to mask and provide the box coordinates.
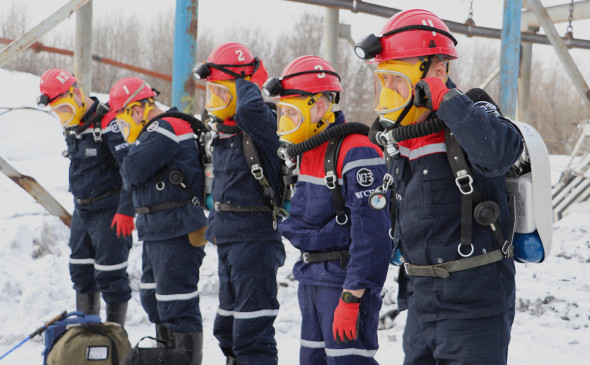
[248,57,269,91]
[413,77,451,111]
[111,213,134,237]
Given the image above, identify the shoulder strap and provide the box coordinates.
[242,132,285,227]
[444,128,512,258]
[324,136,348,225]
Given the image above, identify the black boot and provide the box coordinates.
[155,323,175,349]
[173,332,203,365]
[106,301,128,327]
[226,356,240,365]
[76,292,100,315]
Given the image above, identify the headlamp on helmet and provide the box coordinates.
[192,63,211,80]
[354,34,383,60]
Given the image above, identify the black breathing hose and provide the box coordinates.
[371,88,498,145]
[150,110,208,135]
[215,123,241,135]
[280,122,370,160]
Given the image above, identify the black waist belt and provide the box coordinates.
[301,250,350,268]
[214,202,273,213]
[403,247,511,279]
[135,199,191,215]
[76,188,120,205]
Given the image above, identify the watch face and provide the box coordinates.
[341,291,361,303]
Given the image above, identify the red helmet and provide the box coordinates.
[377,9,457,61]
[39,68,77,100]
[201,42,257,81]
[278,55,342,98]
[109,77,157,112]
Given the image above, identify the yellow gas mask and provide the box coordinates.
[276,94,335,145]
[375,60,429,126]
[205,80,237,121]
[49,87,86,128]
[115,100,153,143]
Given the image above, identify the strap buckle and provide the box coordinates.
[455,170,474,195]
[302,252,312,263]
[250,164,264,180]
[190,196,200,206]
[92,127,102,143]
[382,173,393,190]
[324,172,337,189]
[214,201,221,211]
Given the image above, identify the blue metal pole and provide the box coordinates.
[172,0,198,114]
[499,0,523,119]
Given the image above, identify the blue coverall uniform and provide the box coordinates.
[67,97,132,305]
[280,111,392,365]
[205,78,285,365]
[120,115,207,333]
[392,80,524,365]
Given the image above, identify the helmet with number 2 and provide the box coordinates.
[275,55,342,145]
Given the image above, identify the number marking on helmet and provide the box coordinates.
[235,50,245,61]
[122,85,130,95]
[314,65,325,78]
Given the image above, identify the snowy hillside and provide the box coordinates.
[0,68,589,364]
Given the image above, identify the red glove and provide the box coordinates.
[414,77,450,111]
[111,214,134,237]
[249,57,269,90]
[332,299,360,344]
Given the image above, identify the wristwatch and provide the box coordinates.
[341,291,362,304]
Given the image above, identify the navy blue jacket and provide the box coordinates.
[65,97,133,215]
[205,78,282,244]
[394,79,524,321]
[120,115,207,241]
[280,112,392,293]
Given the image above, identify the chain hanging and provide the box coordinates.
[464,0,475,37]
[564,0,574,49]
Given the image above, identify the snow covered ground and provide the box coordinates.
[0,67,589,364]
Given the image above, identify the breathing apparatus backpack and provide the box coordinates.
[372,88,552,266]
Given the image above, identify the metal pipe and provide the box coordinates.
[527,0,590,111]
[517,28,535,122]
[74,1,93,92]
[0,0,92,67]
[324,7,339,71]
[479,67,500,90]
[500,0,523,119]
[285,0,590,50]
[0,38,208,88]
[172,0,199,114]
[521,1,590,30]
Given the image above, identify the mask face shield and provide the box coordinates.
[115,102,143,143]
[276,101,304,140]
[276,94,332,145]
[205,80,237,121]
[49,87,85,127]
[375,60,429,126]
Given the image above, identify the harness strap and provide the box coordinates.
[324,137,348,225]
[403,247,512,278]
[213,202,273,213]
[76,188,121,205]
[301,250,350,268]
[135,199,193,215]
[242,133,285,228]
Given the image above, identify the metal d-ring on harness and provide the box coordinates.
[135,168,203,214]
[401,129,514,279]
[370,88,516,278]
[324,137,349,225]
